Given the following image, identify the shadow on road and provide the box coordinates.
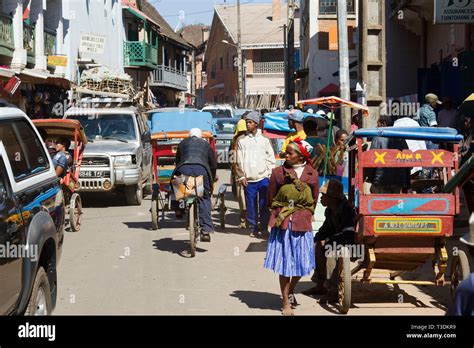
[296,280,432,314]
[123,222,154,230]
[230,290,281,312]
[153,238,207,258]
[80,193,127,208]
[81,193,151,208]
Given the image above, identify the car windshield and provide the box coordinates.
[68,114,136,142]
[204,109,232,118]
[215,120,238,134]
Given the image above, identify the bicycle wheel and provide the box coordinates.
[189,201,196,257]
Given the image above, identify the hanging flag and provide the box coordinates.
[23,0,31,25]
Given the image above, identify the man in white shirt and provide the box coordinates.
[236,111,276,237]
[393,116,427,176]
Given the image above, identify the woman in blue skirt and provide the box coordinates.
[264,138,319,315]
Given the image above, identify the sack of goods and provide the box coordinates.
[171,175,204,201]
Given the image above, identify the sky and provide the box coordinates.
[151,0,277,30]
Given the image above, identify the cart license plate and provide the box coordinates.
[373,217,442,234]
[80,171,105,178]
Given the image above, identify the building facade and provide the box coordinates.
[387,0,474,106]
[205,1,300,109]
[0,0,70,115]
[298,0,359,101]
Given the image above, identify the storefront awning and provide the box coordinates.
[0,67,15,78]
[20,69,50,79]
[17,69,71,89]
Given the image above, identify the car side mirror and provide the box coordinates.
[142,131,151,143]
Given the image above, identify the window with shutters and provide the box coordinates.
[319,0,355,16]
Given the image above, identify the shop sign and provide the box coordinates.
[79,34,106,54]
[435,0,474,24]
[47,55,68,67]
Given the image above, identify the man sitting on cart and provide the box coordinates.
[303,179,355,302]
[53,137,71,179]
[175,128,217,242]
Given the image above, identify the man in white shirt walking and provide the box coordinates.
[236,111,276,237]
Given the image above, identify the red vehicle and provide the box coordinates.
[335,126,470,314]
[33,119,88,232]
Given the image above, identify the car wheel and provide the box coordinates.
[25,267,52,316]
[125,183,143,206]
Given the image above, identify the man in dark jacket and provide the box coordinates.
[303,179,355,301]
[175,128,217,241]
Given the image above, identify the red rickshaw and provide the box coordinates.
[34,119,88,232]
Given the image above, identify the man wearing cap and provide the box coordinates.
[418,93,442,127]
[303,179,356,301]
[231,114,250,228]
[236,111,276,237]
[280,109,307,157]
[175,128,218,242]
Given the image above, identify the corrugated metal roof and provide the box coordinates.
[215,3,300,49]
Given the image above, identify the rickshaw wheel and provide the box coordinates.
[450,250,470,298]
[69,193,82,232]
[151,199,159,230]
[189,202,197,257]
[337,246,352,314]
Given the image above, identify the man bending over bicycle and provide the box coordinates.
[174,128,217,242]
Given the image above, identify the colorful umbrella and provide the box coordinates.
[297,96,369,179]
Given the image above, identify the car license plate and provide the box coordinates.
[80,171,105,178]
[216,140,231,145]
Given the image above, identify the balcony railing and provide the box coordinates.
[24,24,35,57]
[319,0,355,15]
[151,65,187,91]
[0,13,13,56]
[124,40,158,69]
[252,61,285,75]
[44,28,56,56]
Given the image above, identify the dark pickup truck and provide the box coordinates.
[0,107,65,315]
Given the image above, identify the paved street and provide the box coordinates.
[54,168,463,315]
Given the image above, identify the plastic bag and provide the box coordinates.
[171,175,204,201]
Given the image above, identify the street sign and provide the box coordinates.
[434,0,474,24]
[79,34,106,54]
[47,55,68,67]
